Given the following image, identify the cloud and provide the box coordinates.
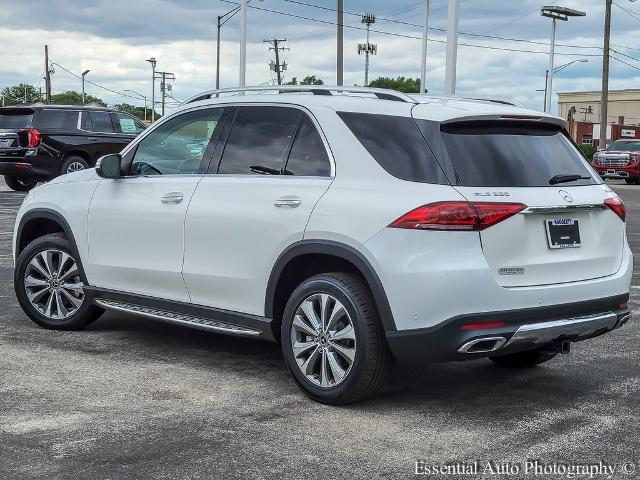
[1,0,639,116]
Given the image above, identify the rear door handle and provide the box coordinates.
[161,192,184,204]
[274,198,302,208]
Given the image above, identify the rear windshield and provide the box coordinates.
[0,110,33,128]
[608,141,640,152]
[338,112,448,184]
[431,121,599,187]
[34,110,79,130]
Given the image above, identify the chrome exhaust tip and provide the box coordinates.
[617,313,631,328]
[458,336,507,354]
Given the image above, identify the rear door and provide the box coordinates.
[183,105,333,315]
[414,114,625,287]
[87,110,125,157]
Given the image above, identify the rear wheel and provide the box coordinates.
[489,349,558,368]
[281,273,391,405]
[14,233,103,330]
[61,156,89,175]
[4,175,37,192]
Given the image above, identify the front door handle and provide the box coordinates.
[161,192,184,204]
[274,198,302,208]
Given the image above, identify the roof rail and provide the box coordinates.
[185,85,415,104]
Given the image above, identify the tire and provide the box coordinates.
[4,174,37,192]
[625,178,634,184]
[60,156,89,175]
[14,233,103,330]
[281,273,391,405]
[489,349,558,368]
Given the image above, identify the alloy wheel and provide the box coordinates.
[23,249,85,320]
[66,162,86,173]
[290,293,356,388]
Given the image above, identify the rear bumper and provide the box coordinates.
[386,294,631,363]
[0,160,36,177]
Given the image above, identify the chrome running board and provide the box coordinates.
[95,299,261,337]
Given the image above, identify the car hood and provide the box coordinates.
[47,168,100,185]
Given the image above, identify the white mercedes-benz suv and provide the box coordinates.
[12,86,632,404]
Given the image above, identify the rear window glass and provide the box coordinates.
[0,110,33,128]
[430,121,599,187]
[338,112,448,184]
[35,110,78,130]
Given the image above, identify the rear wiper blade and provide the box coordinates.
[549,174,592,185]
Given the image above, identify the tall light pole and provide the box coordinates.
[541,6,586,113]
[337,0,344,86]
[124,89,148,122]
[543,59,588,110]
[146,57,157,122]
[420,0,430,94]
[81,69,90,104]
[239,0,247,88]
[444,0,460,94]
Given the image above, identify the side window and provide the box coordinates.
[80,112,93,131]
[218,106,302,175]
[284,116,331,176]
[90,111,115,133]
[131,108,224,176]
[114,112,146,135]
[34,110,79,130]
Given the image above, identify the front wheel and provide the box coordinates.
[281,273,391,405]
[14,233,103,330]
[4,175,37,192]
[489,349,558,368]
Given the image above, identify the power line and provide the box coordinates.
[51,62,142,101]
[220,0,602,57]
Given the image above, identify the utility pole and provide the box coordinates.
[337,0,344,86]
[420,0,430,94]
[358,13,377,87]
[44,45,52,104]
[157,71,176,116]
[264,39,289,85]
[444,0,460,94]
[240,0,247,88]
[146,57,157,122]
[601,0,613,149]
[81,70,90,105]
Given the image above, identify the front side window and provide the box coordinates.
[131,108,223,176]
[284,117,331,176]
[90,111,115,133]
[218,106,302,175]
[115,112,146,134]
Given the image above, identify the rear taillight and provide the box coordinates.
[389,202,527,231]
[604,197,626,222]
[21,128,41,148]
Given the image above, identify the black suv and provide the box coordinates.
[0,105,146,191]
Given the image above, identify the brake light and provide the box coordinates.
[389,202,526,231]
[21,128,41,148]
[604,197,626,222]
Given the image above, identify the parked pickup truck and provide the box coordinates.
[0,105,146,191]
[592,139,640,185]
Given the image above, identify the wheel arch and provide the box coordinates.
[265,240,397,337]
[16,208,88,282]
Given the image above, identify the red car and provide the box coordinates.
[592,139,640,184]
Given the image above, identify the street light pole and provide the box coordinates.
[146,57,157,122]
[543,59,588,111]
[444,0,460,94]
[239,0,247,88]
[541,6,586,113]
[420,0,430,94]
[81,69,90,104]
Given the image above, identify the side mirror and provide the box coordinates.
[96,154,122,179]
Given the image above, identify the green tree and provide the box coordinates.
[112,103,151,122]
[285,75,324,85]
[1,84,41,105]
[368,76,421,93]
[51,90,106,106]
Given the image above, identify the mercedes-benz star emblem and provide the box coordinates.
[559,190,573,203]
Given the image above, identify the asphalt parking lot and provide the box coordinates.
[0,180,638,480]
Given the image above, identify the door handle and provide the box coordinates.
[88,138,99,142]
[274,198,302,208]
[161,192,184,204]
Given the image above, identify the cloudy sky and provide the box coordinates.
[2,0,640,114]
